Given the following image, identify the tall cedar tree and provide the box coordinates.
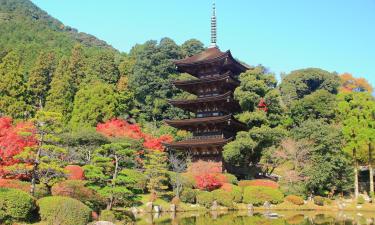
[338,92,375,198]
[27,51,56,110]
[68,44,87,91]
[69,81,119,128]
[144,150,169,197]
[0,51,30,119]
[85,50,119,84]
[45,57,74,122]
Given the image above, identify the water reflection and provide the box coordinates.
[134,210,375,225]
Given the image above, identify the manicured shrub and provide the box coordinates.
[313,196,325,206]
[38,196,92,225]
[196,191,214,208]
[238,179,279,189]
[231,185,243,203]
[223,173,238,184]
[212,189,235,207]
[51,180,104,210]
[357,195,365,204]
[180,188,196,204]
[195,173,224,191]
[284,195,304,205]
[65,165,85,180]
[242,186,284,206]
[99,210,116,223]
[0,188,36,223]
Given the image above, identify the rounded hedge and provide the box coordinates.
[180,188,196,204]
[242,186,283,206]
[212,189,234,207]
[313,196,324,206]
[223,173,238,185]
[196,191,214,208]
[284,195,304,205]
[0,188,36,223]
[37,196,92,225]
[99,210,116,223]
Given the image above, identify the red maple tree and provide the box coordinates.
[187,160,226,191]
[0,117,37,178]
[96,118,173,151]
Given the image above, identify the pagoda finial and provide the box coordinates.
[209,1,217,48]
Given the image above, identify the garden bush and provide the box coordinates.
[51,180,104,210]
[223,173,238,184]
[313,196,325,206]
[180,188,196,204]
[99,210,116,223]
[196,191,214,208]
[238,179,279,189]
[242,186,283,206]
[0,188,36,223]
[284,195,304,205]
[37,196,92,225]
[0,179,49,199]
[212,189,237,207]
[357,195,365,204]
[219,184,242,203]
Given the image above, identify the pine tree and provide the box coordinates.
[144,150,169,197]
[0,51,30,119]
[45,57,74,122]
[27,51,56,110]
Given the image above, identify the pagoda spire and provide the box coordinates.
[210,1,217,48]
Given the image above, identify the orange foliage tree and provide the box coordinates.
[0,117,37,178]
[339,73,373,93]
[96,118,173,151]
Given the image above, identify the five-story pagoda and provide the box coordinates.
[164,3,249,170]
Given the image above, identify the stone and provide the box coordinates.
[153,205,162,213]
[210,200,218,211]
[93,221,115,225]
[130,207,138,215]
[247,203,254,211]
[263,201,271,209]
[145,202,153,213]
[170,204,176,212]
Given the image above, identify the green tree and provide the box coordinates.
[0,51,30,119]
[128,38,184,122]
[180,39,205,57]
[280,68,340,107]
[144,150,169,197]
[27,51,56,110]
[45,57,74,122]
[83,142,138,209]
[337,92,375,197]
[69,81,119,128]
[291,119,353,196]
[68,44,87,90]
[223,66,286,170]
[85,50,119,84]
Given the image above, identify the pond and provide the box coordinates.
[134,210,375,225]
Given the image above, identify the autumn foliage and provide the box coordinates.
[0,117,37,178]
[65,165,85,180]
[0,178,30,192]
[187,161,226,191]
[339,73,373,93]
[96,118,172,151]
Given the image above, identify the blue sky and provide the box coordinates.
[31,0,375,86]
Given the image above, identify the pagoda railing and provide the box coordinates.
[186,134,224,140]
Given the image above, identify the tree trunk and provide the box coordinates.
[354,148,359,199]
[107,155,119,210]
[369,143,374,195]
[31,133,43,196]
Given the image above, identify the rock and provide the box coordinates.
[130,207,138,215]
[145,202,153,213]
[153,205,162,213]
[93,221,115,225]
[263,201,271,209]
[210,201,218,211]
[247,203,254,211]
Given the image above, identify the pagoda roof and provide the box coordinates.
[173,72,239,95]
[169,92,241,113]
[174,47,250,75]
[165,114,247,131]
[164,137,233,150]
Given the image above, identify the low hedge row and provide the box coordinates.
[242,186,284,206]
